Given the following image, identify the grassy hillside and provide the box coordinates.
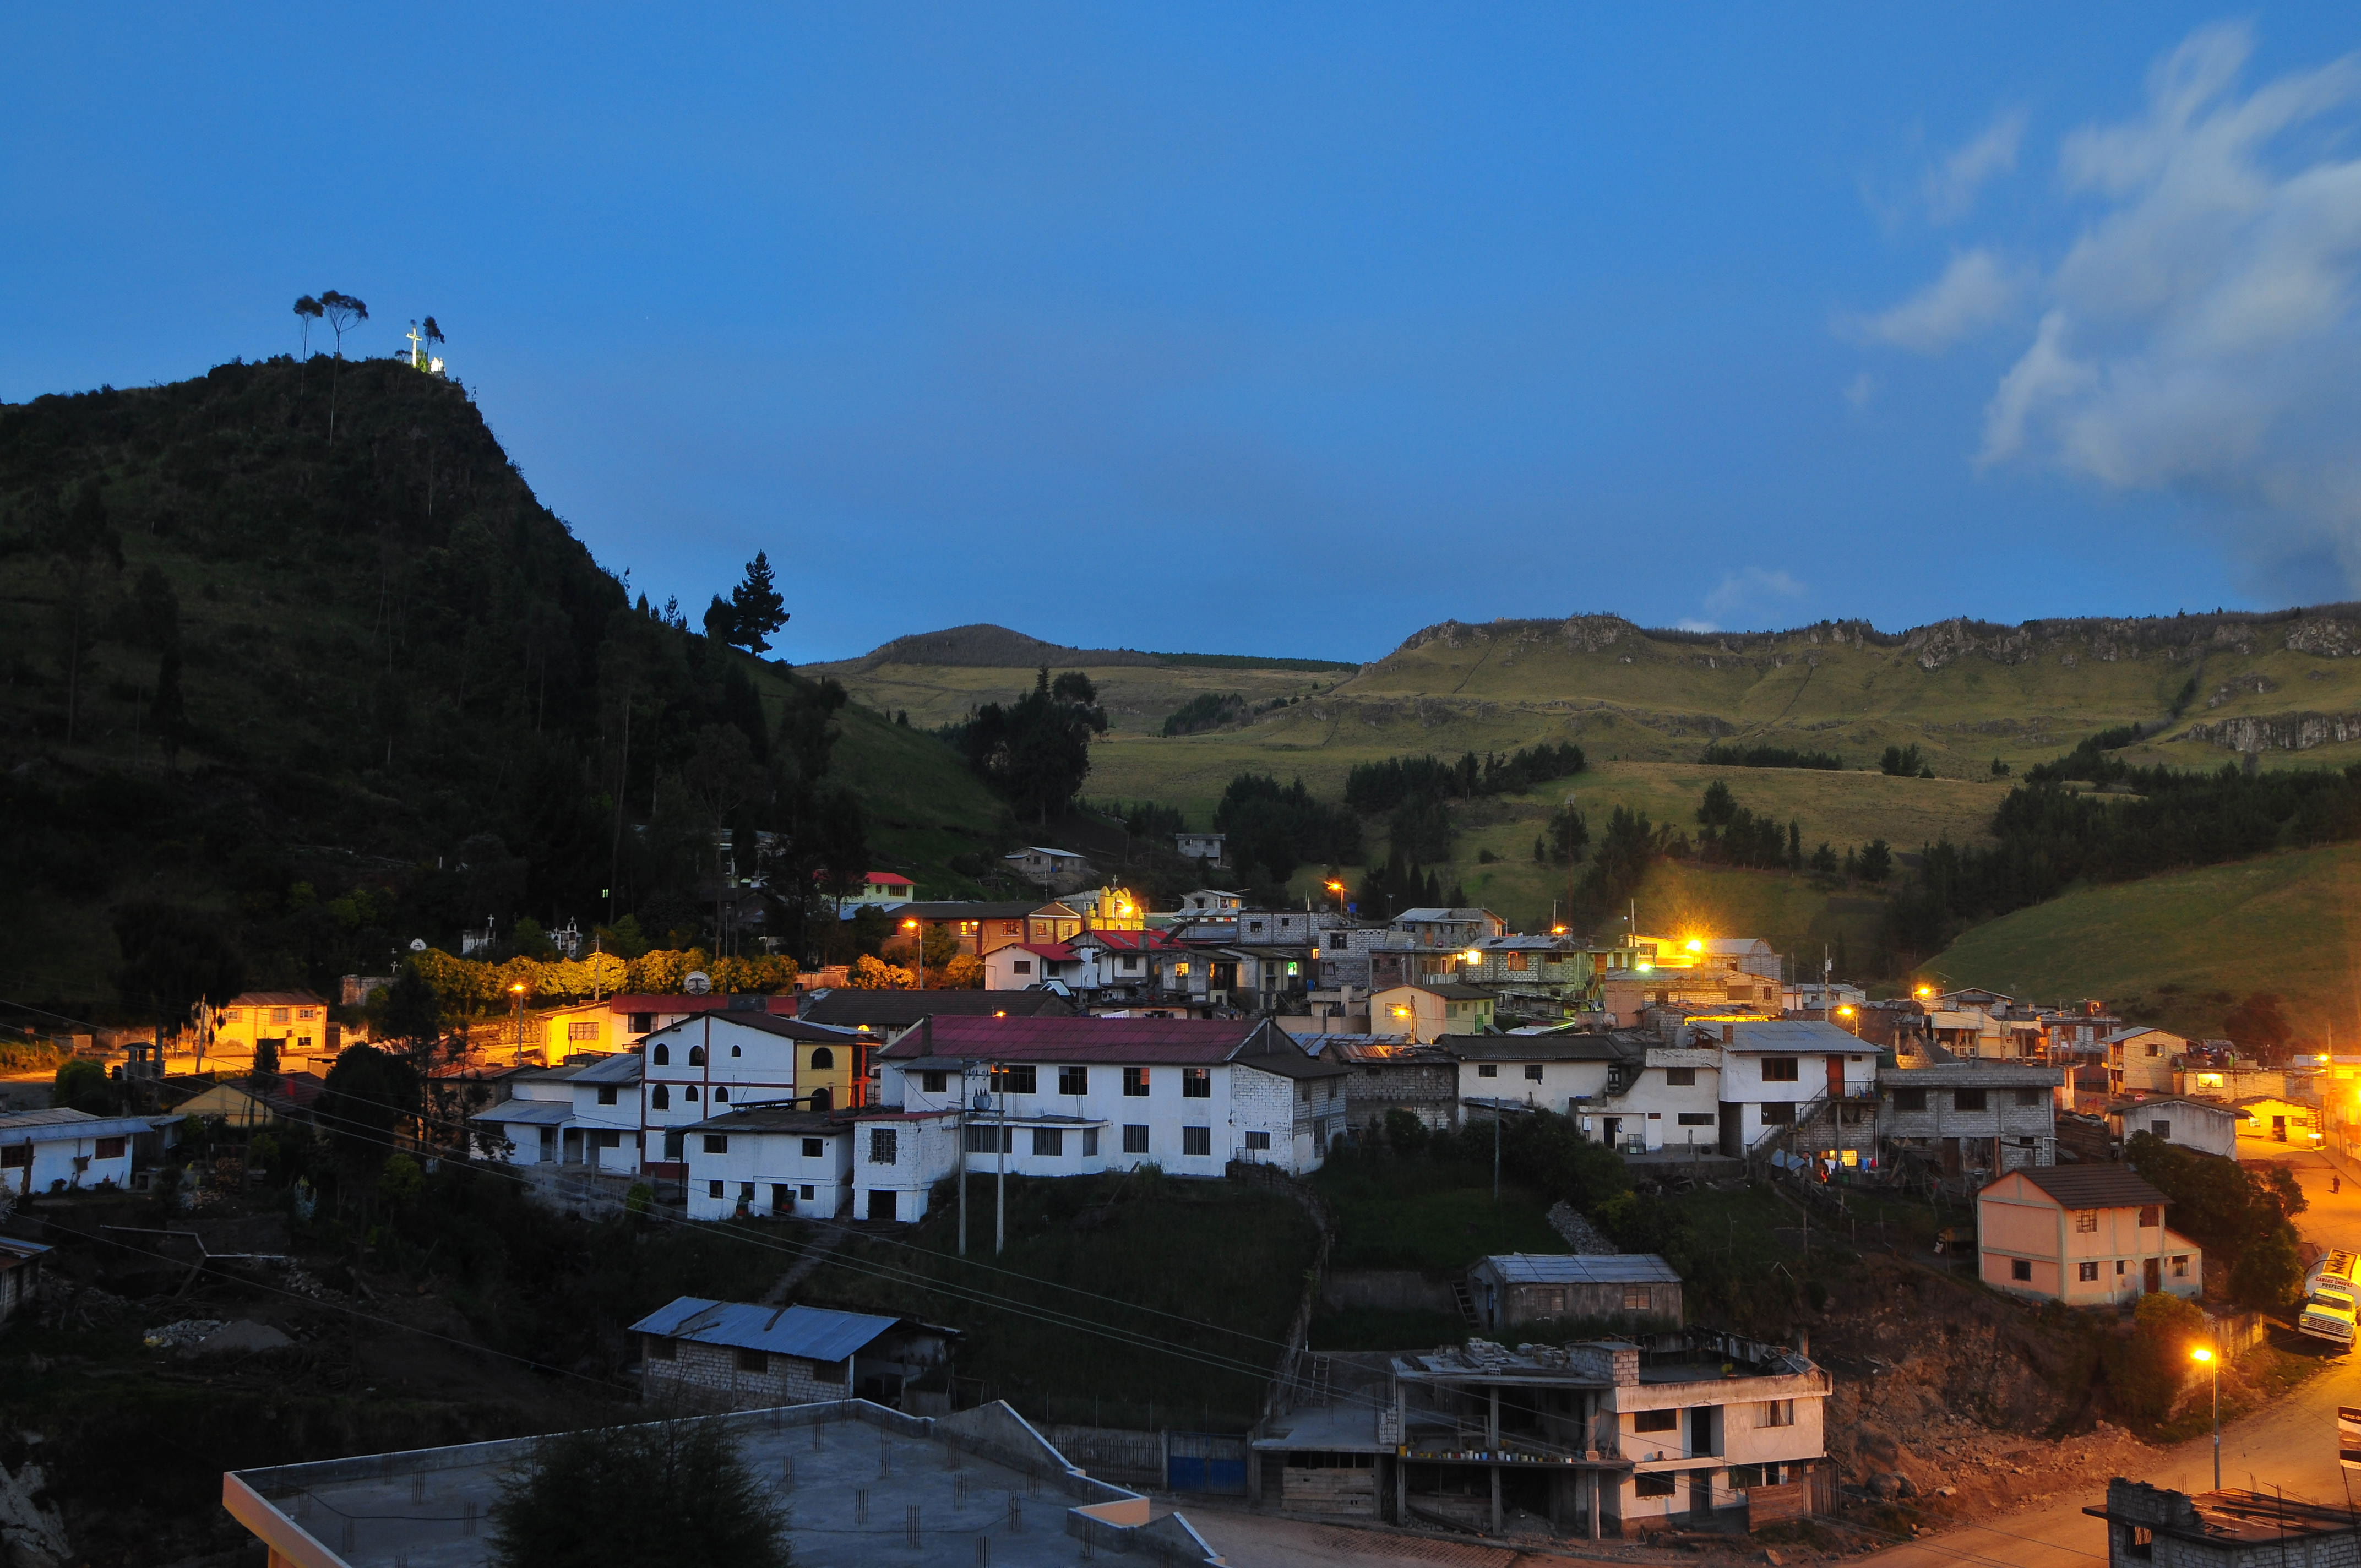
[1929,843,2361,1042]
[0,357,1006,1011]
[809,644,1352,737]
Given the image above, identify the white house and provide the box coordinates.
[2109,1094,2244,1158]
[1574,1042,1726,1154]
[854,1015,1349,1222]
[1391,908,1508,948]
[681,1106,853,1221]
[1693,1018,1874,1158]
[644,1012,868,1170]
[1174,832,1227,866]
[1449,1035,1631,1117]
[0,1108,154,1193]
[1003,846,1093,889]
[468,1052,644,1172]
[983,927,1194,1000]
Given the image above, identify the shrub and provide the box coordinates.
[489,1422,787,1568]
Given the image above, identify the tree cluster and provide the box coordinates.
[1694,780,1798,870]
[1880,758,2361,965]
[1211,773,1362,885]
[943,668,1107,821]
[1879,743,1934,778]
[1343,742,1586,812]
[2124,1131,2305,1309]
[1699,741,1842,770]
[1161,691,1247,736]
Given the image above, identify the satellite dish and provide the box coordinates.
[409,938,428,952]
[683,971,712,995]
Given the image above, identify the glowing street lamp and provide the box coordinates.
[508,981,529,1060]
[1836,1003,1859,1038]
[1913,984,1934,1000]
[903,917,924,990]
[2191,1343,2219,1487]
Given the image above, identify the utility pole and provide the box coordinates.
[995,1061,1008,1255]
[958,1063,972,1258]
[1493,1101,1502,1203]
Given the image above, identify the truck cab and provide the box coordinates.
[2300,1251,2358,1349]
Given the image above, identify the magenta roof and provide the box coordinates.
[882,1015,1275,1065]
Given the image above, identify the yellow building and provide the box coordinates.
[175,1072,328,1128]
[209,991,331,1063]
[1371,983,1496,1044]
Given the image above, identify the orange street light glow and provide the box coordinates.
[1836,1005,1856,1016]
[2190,1347,2213,1364]
[1684,938,1704,952]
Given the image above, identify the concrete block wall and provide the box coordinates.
[641,1337,851,1410]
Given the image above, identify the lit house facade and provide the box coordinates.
[1978,1165,2202,1306]
[852,1015,1347,1222]
[642,1012,868,1172]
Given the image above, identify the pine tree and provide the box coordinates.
[726,551,789,654]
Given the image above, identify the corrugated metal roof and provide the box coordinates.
[798,990,1076,1027]
[1444,1033,1633,1062]
[471,1101,573,1126]
[645,1013,858,1043]
[1479,1253,1682,1284]
[627,1297,904,1361]
[1719,1019,1861,1052]
[882,1015,1274,1065]
[0,1108,162,1143]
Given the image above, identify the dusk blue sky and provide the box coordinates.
[12,7,2361,662]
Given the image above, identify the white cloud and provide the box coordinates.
[1926,107,2028,222]
[1844,371,1877,409]
[1849,249,2026,352]
[1688,568,1808,633]
[1974,22,2361,586]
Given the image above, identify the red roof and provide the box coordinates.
[1074,928,1186,952]
[881,1015,1280,1065]
[867,872,915,888]
[605,994,796,1016]
[1004,942,1074,961]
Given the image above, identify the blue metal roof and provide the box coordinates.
[626,1297,903,1362]
[470,1101,573,1126]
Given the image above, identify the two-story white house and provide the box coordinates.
[643,1012,869,1172]
[1699,1019,1875,1158]
[1449,1035,1630,1117]
[469,1053,644,1172]
[851,1015,1348,1222]
[680,1106,854,1221]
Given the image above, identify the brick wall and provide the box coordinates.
[1231,1066,1301,1170]
[640,1337,851,1411]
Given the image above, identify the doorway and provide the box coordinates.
[2144,1257,2161,1293]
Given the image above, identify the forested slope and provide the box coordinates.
[0,356,1004,1012]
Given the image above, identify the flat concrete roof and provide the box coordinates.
[223,1400,1212,1567]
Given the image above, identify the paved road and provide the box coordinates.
[1862,1149,2361,1568]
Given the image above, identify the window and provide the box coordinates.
[2016,1088,2042,1107]
[709,1180,726,1198]
[991,1064,1037,1095]
[1677,1112,1716,1126]
[2011,1258,2033,1282]
[596,1085,618,1106]
[922,1070,946,1093]
[663,1131,685,1159]
[714,1087,730,1103]
[801,1137,824,1158]
[688,1045,706,1067]
[270,1008,290,1024]
[1123,1125,1150,1155]
[1011,960,1032,974]
[965,1125,1013,1154]
[2146,1042,2160,1057]
[1761,1058,1799,1082]
[800,1184,815,1200]
[2117,1260,2128,1276]
[868,1129,898,1164]
[1623,1286,1651,1310]
[1477,1064,1498,1079]
[1665,1067,1696,1087]
[1891,1087,1926,1112]
[0,1147,26,1170]
[94,1136,127,1160]
[1032,1128,1064,1156]
[650,1085,670,1110]
[298,1008,316,1021]
[2173,1255,2189,1277]
[2074,1210,2098,1234]
[683,1086,699,1102]
[1058,1066,1089,1095]
[1954,1088,1987,1112]
[1002,922,1021,935]
[1183,1126,1212,1157]
[595,1130,621,1148]
[1761,1399,1795,1427]
[737,1347,768,1373]
[1633,1408,1679,1433]
[1182,1068,1211,1098]
[2152,1119,2171,1137]
[701,1135,727,1154]
[1634,1474,1676,1499]
[1759,1103,1794,1125]
[569,1021,600,1042]
[1524,1065,1544,1082]
[2136,1204,2162,1227]
[810,1047,834,1070]
[1123,1068,1150,1097]
[1244,1130,1272,1151]
[630,1013,655,1034]
[1082,1128,1100,1156]
[652,1043,670,1065]
[646,1335,677,1362]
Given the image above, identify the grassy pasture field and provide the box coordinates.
[1928,841,2361,1042]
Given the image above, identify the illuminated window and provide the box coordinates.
[1123,1068,1150,1097]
